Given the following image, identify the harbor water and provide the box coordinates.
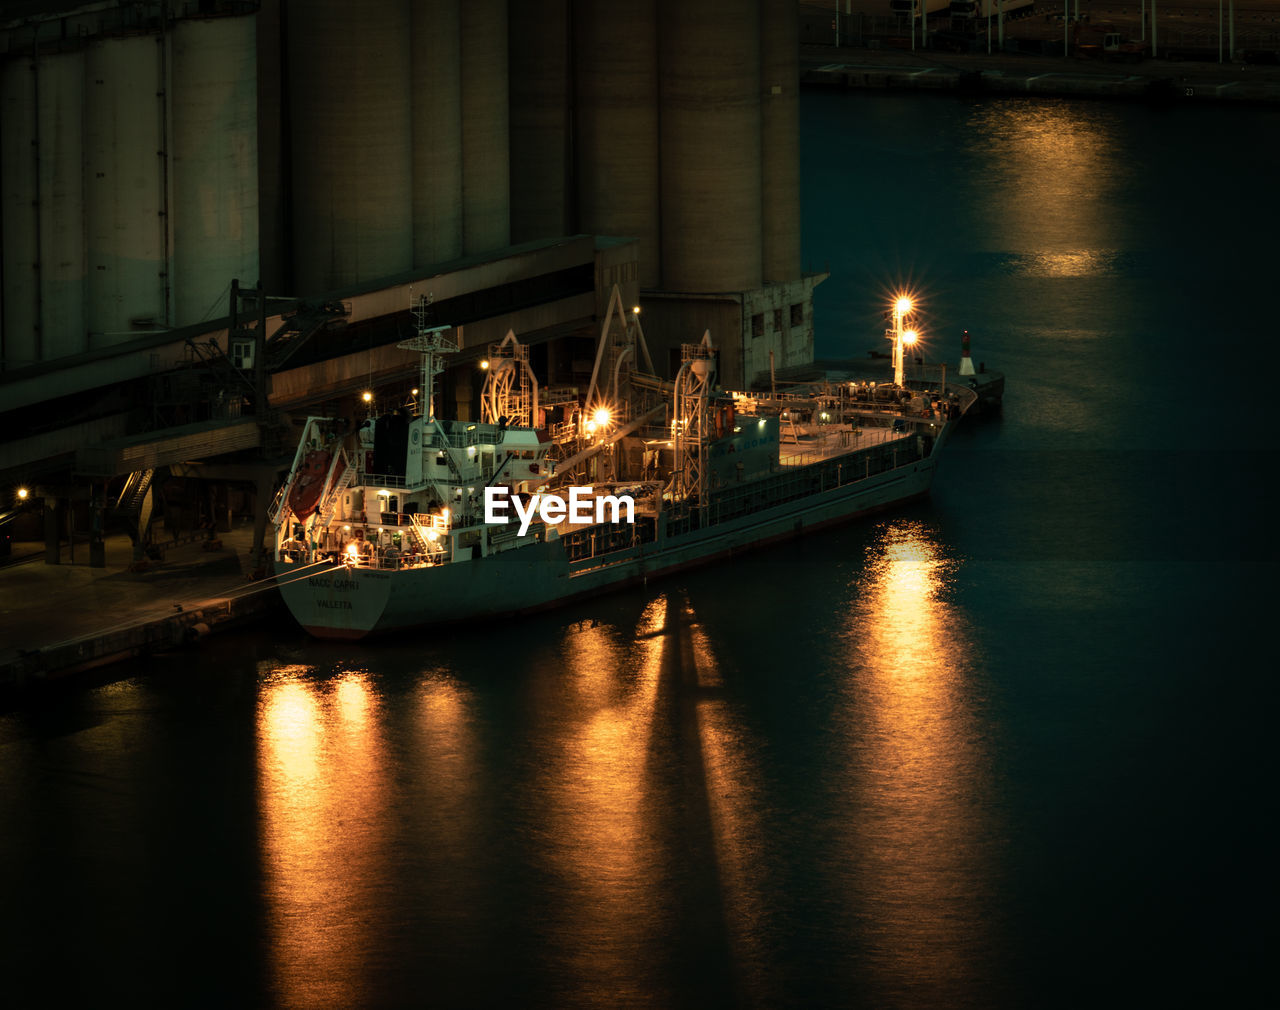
[2,93,1276,1007]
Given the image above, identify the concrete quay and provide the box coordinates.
[0,523,282,698]
[801,44,1280,103]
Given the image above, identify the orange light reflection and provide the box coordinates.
[257,669,388,1006]
[836,521,991,998]
[542,598,665,989]
[965,101,1120,270]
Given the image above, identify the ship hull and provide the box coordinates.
[277,457,938,639]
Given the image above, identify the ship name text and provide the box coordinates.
[308,576,360,591]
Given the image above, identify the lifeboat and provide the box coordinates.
[288,449,331,519]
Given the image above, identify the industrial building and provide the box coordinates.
[0,0,822,566]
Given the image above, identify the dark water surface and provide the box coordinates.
[3,94,1277,1008]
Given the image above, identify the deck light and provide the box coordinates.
[17,487,29,501]
[895,296,912,315]
[593,407,612,428]
[903,330,918,345]
[362,391,372,403]
[480,359,490,370]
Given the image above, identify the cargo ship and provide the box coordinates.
[271,292,978,639]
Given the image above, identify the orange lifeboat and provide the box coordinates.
[288,449,331,519]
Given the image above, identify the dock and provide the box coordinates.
[0,523,282,698]
[801,44,1280,104]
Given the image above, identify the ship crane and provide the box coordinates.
[480,329,539,428]
[585,285,659,432]
[671,330,716,503]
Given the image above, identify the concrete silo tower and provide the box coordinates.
[171,15,260,328]
[509,0,571,245]
[571,2,661,288]
[460,0,510,256]
[287,0,414,294]
[412,0,464,267]
[762,0,802,285]
[658,0,762,294]
[84,34,168,344]
[637,0,819,387]
[1,50,88,364]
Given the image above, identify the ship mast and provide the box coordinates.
[399,295,458,420]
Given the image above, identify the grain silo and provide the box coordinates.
[657,0,762,293]
[287,0,414,294]
[508,0,570,244]
[171,14,259,327]
[411,0,463,268]
[35,51,88,359]
[572,1,661,289]
[460,0,510,256]
[761,0,801,284]
[85,34,167,344]
[1,56,41,367]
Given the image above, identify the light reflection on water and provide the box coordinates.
[963,100,1121,257]
[248,518,997,1006]
[538,597,666,998]
[833,521,995,1003]
[258,667,390,1007]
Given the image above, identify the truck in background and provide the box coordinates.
[1075,24,1149,61]
[889,0,954,18]
[949,0,1036,19]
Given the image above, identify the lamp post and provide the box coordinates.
[890,297,918,388]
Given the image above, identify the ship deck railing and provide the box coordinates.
[564,518,659,573]
[778,423,909,467]
[425,425,504,449]
[277,546,449,572]
[362,472,410,490]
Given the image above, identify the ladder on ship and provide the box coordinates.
[314,453,356,530]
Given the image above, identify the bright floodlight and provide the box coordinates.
[479,359,490,370]
[17,487,29,501]
[593,407,612,428]
[895,296,912,314]
[362,391,372,402]
[632,305,641,315]
[411,387,419,396]
[903,330,918,345]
